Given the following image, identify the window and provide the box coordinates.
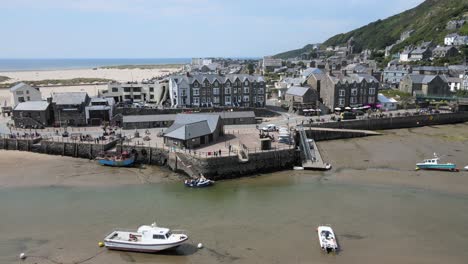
[201,97,206,103]
[149,87,154,92]
[204,81,210,88]
[193,81,199,88]
[238,96,241,102]
[181,89,187,96]
[244,87,249,94]
[112,87,118,93]
[153,235,166,240]
[258,96,264,102]
[350,97,357,104]
[258,88,264,94]
[225,81,231,87]
[244,80,249,86]
[193,88,199,96]
[225,87,231,94]
[124,87,131,92]
[134,95,141,99]
[351,88,357,96]
[133,87,141,92]
[214,81,219,87]
[339,89,345,97]
[368,96,375,103]
[18,97,25,102]
[16,91,24,95]
[27,96,30,101]
[369,88,376,95]
[213,88,220,95]
[233,87,238,94]
[338,98,345,106]
[150,95,154,99]
[193,97,199,104]
[26,90,29,94]
[124,95,131,99]
[213,96,220,103]
[243,95,250,102]
[201,89,206,96]
[225,96,231,103]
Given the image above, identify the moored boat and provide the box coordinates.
[96,151,135,167]
[104,222,188,253]
[464,165,468,171]
[416,153,457,171]
[317,225,338,253]
[184,176,214,188]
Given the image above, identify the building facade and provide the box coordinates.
[52,92,90,126]
[284,86,317,110]
[382,65,410,85]
[168,74,266,108]
[101,80,169,105]
[308,72,379,111]
[12,101,53,128]
[10,83,42,106]
[399,75,451,97]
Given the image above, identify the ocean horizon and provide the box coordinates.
[0,58,192,72]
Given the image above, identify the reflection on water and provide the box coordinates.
[2,173,468,263]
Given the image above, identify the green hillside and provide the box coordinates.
[274,0,468,59]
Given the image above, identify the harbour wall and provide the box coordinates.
[308,112,468,131]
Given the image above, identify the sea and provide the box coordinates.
[0,58,192,72]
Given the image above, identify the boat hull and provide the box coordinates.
[184,179,214,188]
[416,163,457,171]
[104,238,188,253]
[97,156,135,167]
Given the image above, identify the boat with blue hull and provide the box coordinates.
[416,154,458,172]
[96,151,135,167]
[184,176,215,188]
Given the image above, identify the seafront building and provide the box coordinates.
[52,92,90,126]
[10,82,42,106]
[167,73,266,108]
[101,80,169,105]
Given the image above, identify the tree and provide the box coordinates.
[247,63,255,75]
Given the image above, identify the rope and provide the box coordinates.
[21,249,106,264]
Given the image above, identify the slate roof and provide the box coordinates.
[52,92,88,105]
[164,114,220,140]
[301,68,323,79]
[170,74,265,85]
[378,94,398,104]
[330,73,379,84]
[406,74,447,84]
[286,86,311,97]
[14,101,49,111]
[10,82,35,92]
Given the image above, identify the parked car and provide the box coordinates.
[262,124,278,132]
[340,112,356,120]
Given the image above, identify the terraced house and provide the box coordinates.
[168,73,265,108]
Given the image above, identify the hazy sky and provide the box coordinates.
[1,0,425,58]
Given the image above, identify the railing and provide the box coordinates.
[297,125,313,162]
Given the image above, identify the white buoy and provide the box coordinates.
[197,243,203,249]
[19,253,26,260]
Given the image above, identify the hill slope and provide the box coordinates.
[274,0,468,59]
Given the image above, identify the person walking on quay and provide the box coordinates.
[219,149,222,156]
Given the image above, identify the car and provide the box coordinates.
[262,124,278,132]
[340,112,356,120]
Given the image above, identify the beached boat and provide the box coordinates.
[96,151,135,167]
[317,225,338,253]
[104,222,188,253]
[464,165,468,171]
[416,154,457,171]
[184,176,214,188]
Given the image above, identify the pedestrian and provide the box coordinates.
[228,144,232,152]
[219,149,222,156]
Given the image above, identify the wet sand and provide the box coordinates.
[1,124,468,264]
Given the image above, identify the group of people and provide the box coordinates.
[8,132,40,139]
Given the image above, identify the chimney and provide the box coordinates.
[310,61,316,68]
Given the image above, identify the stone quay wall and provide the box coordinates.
[303,129,378,141]
[309,112,468,131]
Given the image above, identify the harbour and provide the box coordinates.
[2,124,468,263]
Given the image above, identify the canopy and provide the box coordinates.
[362,105,371,109]
[308,109,315,112]
[315,109,322,112]
[345,107,352,110]
[303,109,309,112]
[334,107,341,111]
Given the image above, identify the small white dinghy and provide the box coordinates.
[104,222,188,253]
[317,225,338,253]
[464,165,468,171]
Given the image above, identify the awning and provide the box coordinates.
[308,109,315,112]
[345,107,352,110]
[334,107,341,111]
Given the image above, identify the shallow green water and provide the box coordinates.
[2,173,468,263]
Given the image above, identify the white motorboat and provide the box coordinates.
[464,165,468,171]
[317,226,338,253]
[104,222,188,253]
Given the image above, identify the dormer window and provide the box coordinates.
[193,81,199,88]
[244,80,249,86]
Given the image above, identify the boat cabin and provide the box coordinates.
[137,225,173,241]
[422,158,439,164]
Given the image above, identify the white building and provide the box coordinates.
[445,33,459,46]
[10,82,42,106]
[100,80,169,104]
[378,94,398,111]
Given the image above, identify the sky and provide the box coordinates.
[0,0,425,58]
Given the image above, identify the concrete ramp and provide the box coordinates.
[305,127,381,141]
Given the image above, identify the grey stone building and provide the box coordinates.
[85,98,115,126]
[101,79,169,105]
[399,75,451,97]
[285,86,317,110]
[52,92,90,126]
[163,114,223,149]
[12,101,53,128]
[307,71,379,111]
[432,46,459,58]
